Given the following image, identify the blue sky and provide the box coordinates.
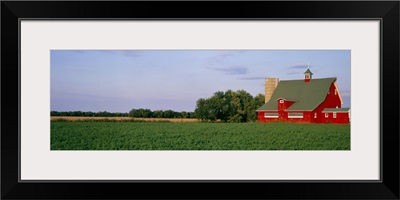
[51,50,351,112]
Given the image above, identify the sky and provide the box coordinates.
[51,50,351,112]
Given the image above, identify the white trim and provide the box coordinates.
[333,112,337,118]
[325,113,329,118]
[288,113,304,118]
[349,111,351,122]
[322,110,350,113]
[264,113,278,118]
[333,82,344,105]
[314,113,317,118]
[279,99,284,103]
[288,116,303,118]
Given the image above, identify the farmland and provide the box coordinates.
[51,120,350,150]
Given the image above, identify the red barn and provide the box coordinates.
[256,68,350,124]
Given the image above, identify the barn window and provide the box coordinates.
[325,113,328,118]
[288,113,303,118]
[314,113,317,118]
[333,112,337,118]
[264,113,278,118]
[279,99,284,103]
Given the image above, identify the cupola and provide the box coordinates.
[304,68,313,82]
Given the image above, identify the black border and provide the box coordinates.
[2,1,399,199]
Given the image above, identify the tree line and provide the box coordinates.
[51,111,129,117]
[51,89,265,122]
[194,90,265,122]
[51,110,196,118]
[128,109,195,118]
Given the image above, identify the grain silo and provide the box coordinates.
[264,78,279,103]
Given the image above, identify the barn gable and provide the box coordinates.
[256,77,337,111]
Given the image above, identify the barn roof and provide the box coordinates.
[322,108,350,112]
[304,68,313,75]
[256,78,336,111]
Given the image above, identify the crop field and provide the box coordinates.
[51,121,350,150]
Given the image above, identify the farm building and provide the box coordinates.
[256,68,350,124]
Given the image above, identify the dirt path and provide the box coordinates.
[50,116,200,122]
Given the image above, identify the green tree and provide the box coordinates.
[194,98,207,121]
[129,108,152,118]
[194,90,265,123]
[252,93,265,121]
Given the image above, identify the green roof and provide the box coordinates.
[323,108,350,112]
[256,78,336,111]
[304,68,313,75]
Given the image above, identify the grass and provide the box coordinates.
[51,121,350,150]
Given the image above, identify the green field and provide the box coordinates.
[51,121,350,150]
